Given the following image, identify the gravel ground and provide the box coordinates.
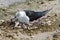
[0,0,60,40]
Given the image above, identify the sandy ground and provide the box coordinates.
[0,0,60,40]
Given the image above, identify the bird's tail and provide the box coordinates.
[39,8,52,16]
[42,8,52,14]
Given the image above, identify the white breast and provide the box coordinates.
[16,11,30,24]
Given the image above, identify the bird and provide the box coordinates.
[12,8,52,29]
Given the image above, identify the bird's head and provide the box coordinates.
[11,11,26,21]
[10,10,27,22]
[16,11,26,17]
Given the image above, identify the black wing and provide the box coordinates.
[24,8,52,21]
[24,10,35,16]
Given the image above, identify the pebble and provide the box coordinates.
[46,21,51,25]
[15,22,19,27]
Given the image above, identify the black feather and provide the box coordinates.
[24,8,52,21]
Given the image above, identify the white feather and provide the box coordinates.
[16,11,30,24]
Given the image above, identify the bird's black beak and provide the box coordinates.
[14,16,16,18]
[11,16,17,22]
